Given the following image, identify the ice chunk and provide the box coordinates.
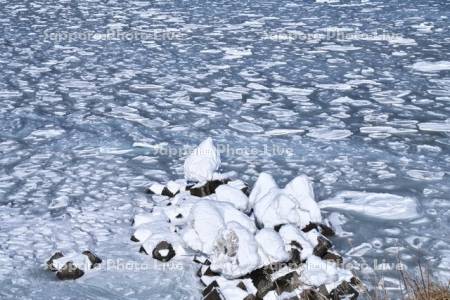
[184,137,221,182]
[319,191,419,220]
[418,122,450,132]
[307,128,353,140]
[411,61,450,72]
[229,122,264,133]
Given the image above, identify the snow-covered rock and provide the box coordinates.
[47,251,102,280]
[137,144,363,298]
[251,173,322,229]
[255,228,290,265]
[182,200,256,254]
[184,137,221,182]
[210,222,261,278]
[215,184,249,211]
[278,224,315,259]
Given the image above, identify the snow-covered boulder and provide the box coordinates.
[210,222,261,279]
[184,137,221,182]
[46,251,102,280]
[182,200,256,255]
[255,228,290,266]
[215,184,249,211]
[251,173,322,229]
[136,138,364,299]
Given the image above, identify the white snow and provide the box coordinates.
[184,137,221,182]
[300,256,353,288]
[278,224,315,258]
[148,183,165,195]
[251,173,322,228]
[210,222,261,278]
[215,184,249,211]
[255,228,290,264]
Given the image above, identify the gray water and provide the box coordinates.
[0,0,449,298]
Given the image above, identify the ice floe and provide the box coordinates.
[411,61,450,72]
[319,191,419,220]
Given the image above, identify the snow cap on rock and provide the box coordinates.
[184,137,221,182]
[210,222,261,279]
[251,173,322,228]
[249,172,278,207]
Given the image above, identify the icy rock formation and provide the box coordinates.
[184,137,221,182]
[133,138,364,299]
[251,172,322,229]
[46,250,102,280]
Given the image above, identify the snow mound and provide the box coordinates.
[184,137,221,182]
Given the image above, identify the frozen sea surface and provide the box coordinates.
[0,0,449,298]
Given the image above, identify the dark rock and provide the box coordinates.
[203,288,223,300]
[241,185,250,196]
[243,295,257,300]
[264,262,285,275]
[196,267,203,278]
[302,223,335,237]
[323,251,343,264]
[130,235,139,242]
[237,281,247,291]
[202,280,220,296]
[189,180,227,197]
[249,268,274,298]
[318,284,330,297]
[350,276,363,287]
[300,289,327,300]
[313,236,332,258]
[47,252,64,272]
[302,222,318,233]
[175,213,183,219]
[273,271,300,295]
[193,255,210,265]
[82,250,102,268]
[329,280,359,300]
[319,224,335,237]
[203,266,220,277]
[139,246,148,255]
[290,248,302,267]
[56,261,85,280]
[162,187,177,197]
[274,224,284,232]
[152,241,176,262]
[290,240,303,250]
